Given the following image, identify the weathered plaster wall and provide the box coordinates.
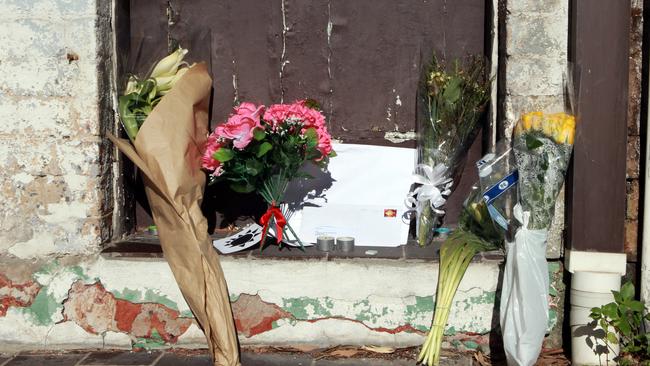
[0,0,113,259]
[0,0,572,354]
[0,255,563,352]
[501,0,569,259]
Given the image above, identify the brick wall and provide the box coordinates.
[0,0,113,259]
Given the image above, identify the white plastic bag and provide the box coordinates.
[500,204,549,366]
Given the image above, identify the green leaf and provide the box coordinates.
[230,182,255,193]
[305,147,322,161]
[621,282,635,301]
[253,128,266,141]
[628,300,645,313]
[294,171,315,179]
[303,98,322,110]
[613,290,623,304]
[618,318,632,336]
[140,105,152,117]
[303,128,319,148]
[328,150,337,158]
[525,134,543,150]
[590,308,602,320]
[304,127,318,140]
[607,332,619,345]
[140,78,155,96]
[118,94,140,141]
[245,159,263,176]
[256,142,273,158]
[213,148,235,163]
[602,303,619,318]
[442,77,462,103]
[600,319,609,330]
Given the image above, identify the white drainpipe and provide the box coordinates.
[565,250,626,365]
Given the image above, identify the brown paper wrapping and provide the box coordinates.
[108,64,240,366]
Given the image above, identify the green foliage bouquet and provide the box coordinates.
[410,56,490,247]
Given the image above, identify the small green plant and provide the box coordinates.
[588,281,650,365]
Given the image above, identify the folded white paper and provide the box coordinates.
[285,143,415,247]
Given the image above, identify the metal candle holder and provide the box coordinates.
[336,236,355,252]
[316,236,335,252]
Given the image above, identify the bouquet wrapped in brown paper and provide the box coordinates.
[108,60,240,366]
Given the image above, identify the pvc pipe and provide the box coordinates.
[570,271,621,365]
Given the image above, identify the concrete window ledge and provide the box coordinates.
[102,233,505,262]
[1,236,563,355]
[90,236,507,352]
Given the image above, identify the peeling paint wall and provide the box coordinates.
[0,0,114,259]
[0,256,563,352]
[500,0,568,258]
[0,0,573,354]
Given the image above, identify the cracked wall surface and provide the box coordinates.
[0,256,563,352]
[0,0,571,353]
[500,0,569,259]
[0,0,113,259]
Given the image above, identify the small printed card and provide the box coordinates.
[213,224,262,254]
[212,223,312,254]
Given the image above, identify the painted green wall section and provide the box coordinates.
[22,285,59,326]
[405,296,434,332]
[0,258,566,350]
[282,297,333,319]
[112,288,180,311]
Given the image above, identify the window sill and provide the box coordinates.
[101,232,504,263]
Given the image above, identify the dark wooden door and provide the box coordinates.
[126,0,485,144]
[119,0,487,232]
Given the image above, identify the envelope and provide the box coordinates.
[285,143,415,247]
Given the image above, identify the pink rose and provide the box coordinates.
[263,103,292,129]
[202,133,222,172]
[316,127,333,158]
[212,165,225,177]
[288,100,325,129]
[265,100,327,131]
[297,103,326,130]
[234,102,260,116]
[216,104,264,149]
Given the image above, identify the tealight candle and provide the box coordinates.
[337,236,355,252]
[316,236,335,252]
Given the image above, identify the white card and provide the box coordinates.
[212,224,262,254]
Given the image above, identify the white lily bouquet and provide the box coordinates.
[409,55,490,246]
[118,48,192,142]
[110,48,240,364]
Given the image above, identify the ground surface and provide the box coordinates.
[0,347,570,365]
[0,348,473,366]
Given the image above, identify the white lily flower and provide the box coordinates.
[150,48,188,79]
[124,76,139,95]
[156,66,190,95]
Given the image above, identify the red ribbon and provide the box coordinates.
[259,204,287,245]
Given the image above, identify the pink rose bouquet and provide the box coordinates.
[202,99,335,248]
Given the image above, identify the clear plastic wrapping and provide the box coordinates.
[411,55,490,246]
[476,142,519,240]
[500,68,578,366]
